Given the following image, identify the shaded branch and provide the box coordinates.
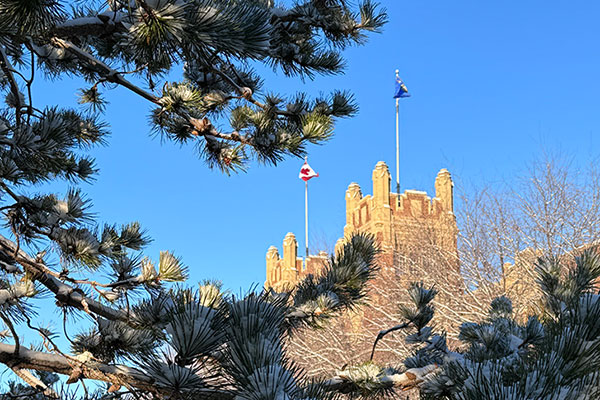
[370,322,409,361]
[0,47,22,125]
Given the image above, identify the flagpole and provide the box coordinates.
[305,180,309,258]
[395,69,400,196]
[300,157,317,259]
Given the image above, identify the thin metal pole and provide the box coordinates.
[305,180,309,258]
[395,97,400,195]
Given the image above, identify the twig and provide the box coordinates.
[210,65,266,109]
[215,62,295,117]
[62,310,75,346]
[24,313,65,358]
[80,378,89,398]
[369,322,409,361]
[0,181,21,203]
[0,312,19,356]
[0,204,19,212]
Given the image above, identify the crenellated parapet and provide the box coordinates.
[266,161,458,289]
[341,162,457,251]
[265,232,328,291]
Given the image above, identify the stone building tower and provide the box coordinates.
[265,161,458,289]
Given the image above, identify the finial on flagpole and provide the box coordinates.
[395,69,399,77]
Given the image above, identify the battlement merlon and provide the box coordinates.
[373,161,391,207]
[282,232,298,272]
[434,168,454,214]
[265,246,280,287]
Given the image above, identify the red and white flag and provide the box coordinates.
[299,161,319,182]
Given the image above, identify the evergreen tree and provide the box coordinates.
[330,249,600,399]
[0,0,387,398]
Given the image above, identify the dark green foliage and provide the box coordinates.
[335,248,600,399]
[289,233,379,327]
[0,0,66,35]
[0,1,386,398]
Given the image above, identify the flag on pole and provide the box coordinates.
[299,161,319,181]
[393,76,410,98]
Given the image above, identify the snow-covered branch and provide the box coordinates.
[0,234,128,322]
[0,343,158,395]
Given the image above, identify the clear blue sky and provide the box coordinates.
[35,0,600,292]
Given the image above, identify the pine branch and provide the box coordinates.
[51,13,128,38]
[50,38,159,104]
[50,38,259,151]
[0,234,128,322]
[369,323,409,361]
[324,363,438,394]
[0,343,160,396]
[285,233,379,328]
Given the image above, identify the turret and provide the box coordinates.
[371,161,393,245]
[344,182,362,235]
[265,246,280,286]
[435,169,454,213]
[372,161,391,206]
[282,232,298,282]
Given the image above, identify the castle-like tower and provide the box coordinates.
[266,161,458,290]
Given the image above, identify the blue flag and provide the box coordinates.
[393,76,410,98]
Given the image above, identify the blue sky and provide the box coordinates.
[34,0,600,292]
